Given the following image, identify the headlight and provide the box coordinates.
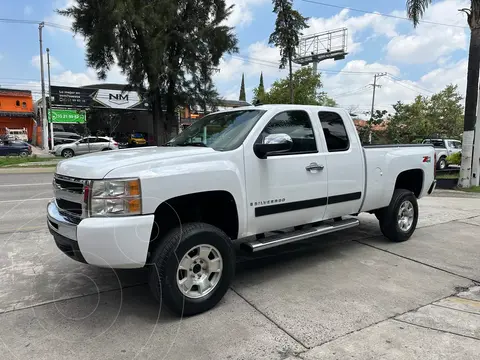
[89,178,141,216]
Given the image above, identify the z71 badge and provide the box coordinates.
[250,198,286,207]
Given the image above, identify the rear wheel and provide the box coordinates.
[19,151,28,158]
[379,189,418,242]
[148,222,235,316]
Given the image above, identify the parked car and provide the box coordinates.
[421,138,461,169]
[128,132,148,147]
[53,136,119,158]
[0,140,32,157]
[47,105,436,316]
[49,132,82,149]
[5,128,29,142]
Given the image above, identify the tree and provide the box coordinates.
[253,72,266,104]
[239,73,246,101]
[253,66,336,105]
[386,84,464,143]
[269,0,308,104]
[406,0,480,187]
[59,0,238,144]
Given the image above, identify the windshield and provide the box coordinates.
[167,109,266,151]
[448,141,462,149]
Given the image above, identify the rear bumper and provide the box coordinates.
[47,200,155,269]
[428,180,437,195]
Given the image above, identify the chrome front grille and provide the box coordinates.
[53,174,88,221]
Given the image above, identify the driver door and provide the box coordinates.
[244,109,328,235]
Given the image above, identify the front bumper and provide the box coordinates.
[47,200,155,269]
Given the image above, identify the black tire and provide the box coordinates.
[19,151,28,158]
[148,222,235,316]
[61,149,74,158]
[379,189,418,242]
[437,157,447,170]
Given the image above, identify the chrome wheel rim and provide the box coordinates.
[176,244,223,299]
[397,200,414,232]
[63,150,73,158]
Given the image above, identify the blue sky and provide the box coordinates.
[0,0,471,115]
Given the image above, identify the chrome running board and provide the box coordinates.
[241,218,360,253]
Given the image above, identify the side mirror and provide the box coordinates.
[254,133,293,159]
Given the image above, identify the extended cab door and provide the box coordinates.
[244,109,328,235]
[317,110,364,219]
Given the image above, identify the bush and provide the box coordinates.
[446,152,461,165]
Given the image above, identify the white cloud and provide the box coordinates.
[385,0,469,64]
[224,0,269,27]
[305,9,399,55]
[24,5,33,16]
[318,58,468,117]
[31,53,63,72]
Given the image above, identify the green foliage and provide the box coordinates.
[239,73,246,101]
[386,84,464,144]
[446,152,462,165]
[253,67,336,106]
[406,0,433,27]
[269,0,308,103]
[253,73,266,103]
[356,110,388,144]
[59,0,238,142]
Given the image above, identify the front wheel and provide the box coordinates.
[437,157,447,170]
[148,222,235,316]
[379,189,418,242]
[61,149,74,158]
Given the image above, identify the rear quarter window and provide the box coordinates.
[318,111,350,152]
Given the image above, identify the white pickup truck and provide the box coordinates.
[47,105,436,316]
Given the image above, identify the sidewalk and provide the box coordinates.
[296,286,480,359]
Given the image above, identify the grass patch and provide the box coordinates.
[0,155,57,167]
[457,186,480,193]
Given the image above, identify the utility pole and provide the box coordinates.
[368,72,387,144]
[471,84,480,187]
[47,48,54,151]
[38,22,48,150]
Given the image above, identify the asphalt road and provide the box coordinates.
[0,172,53,235]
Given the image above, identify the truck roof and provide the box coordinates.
[216,104,344,113]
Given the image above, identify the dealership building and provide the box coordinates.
[36,83,250,146]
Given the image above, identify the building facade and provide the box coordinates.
[0,89,36,142]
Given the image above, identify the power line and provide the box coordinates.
[386,75,434,94]
[0,18,71,30]
[300,0,469,29]
[234,54,384,75]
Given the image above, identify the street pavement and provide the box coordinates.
[0,171,480,359]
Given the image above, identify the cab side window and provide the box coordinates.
[318,111,349,152]
[257,110,317,155]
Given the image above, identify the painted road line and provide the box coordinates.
[0,183,51,187]
[0,198,52,204]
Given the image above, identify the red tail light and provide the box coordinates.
[113,142,118,146]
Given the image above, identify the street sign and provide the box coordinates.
[48,109,86,124]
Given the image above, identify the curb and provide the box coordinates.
[0,167,56,174]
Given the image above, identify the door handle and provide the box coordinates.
[305,162,324,172]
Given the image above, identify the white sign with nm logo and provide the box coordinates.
[94,89,142,109]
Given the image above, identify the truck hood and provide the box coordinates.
[55,146,215,179]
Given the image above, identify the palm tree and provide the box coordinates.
[406,0,480,187]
